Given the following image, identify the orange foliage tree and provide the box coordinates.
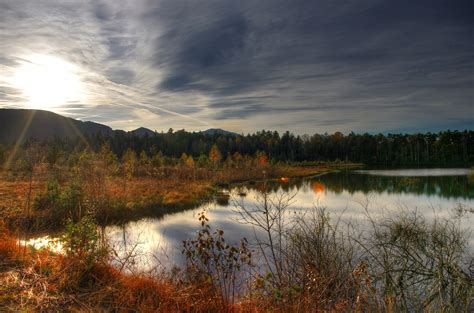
[209,144,222,165]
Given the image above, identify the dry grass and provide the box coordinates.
[0,252,246,312]
[0,172,212,211]
[108,177,213,206]
[0,162,359,231]
[0,219,241,312]
[0,178,45,210]
[274,163,361,178]
[0,231,224,312]
[1,219,357,312]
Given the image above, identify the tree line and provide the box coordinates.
[1,129,473,167]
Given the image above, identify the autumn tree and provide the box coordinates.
[209,144,222,165]
[185,155,195,169]
[122,148,137,180]
[232,152,243,168]
[99,142,119,175]
[197,154,210,168]
[256,150,269,167]
[138,150,151,176]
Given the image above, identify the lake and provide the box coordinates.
[101,168,474,272]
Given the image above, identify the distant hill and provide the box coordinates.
[0,109,113,143]
[201,128,238,137]
[129,127,156,137]
[0,109,240,144]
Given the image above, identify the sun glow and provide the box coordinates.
[11,54,83,110]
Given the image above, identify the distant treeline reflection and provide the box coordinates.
[251,172,474,200]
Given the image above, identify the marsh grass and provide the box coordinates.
[356,209,473,312]
[0,160,358,234]
[232,187,473,312]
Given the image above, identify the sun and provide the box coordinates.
[11,54,83,110]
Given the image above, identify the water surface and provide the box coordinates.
[102,168,474,271]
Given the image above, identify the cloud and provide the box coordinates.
[0,0,472,133]
[105,67,136,86]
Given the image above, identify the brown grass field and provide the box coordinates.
[0,162,360,230]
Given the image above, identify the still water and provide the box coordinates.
[103,168,474,271]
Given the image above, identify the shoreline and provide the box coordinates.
[1,162,362,235]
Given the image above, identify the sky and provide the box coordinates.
[0,0,473,134]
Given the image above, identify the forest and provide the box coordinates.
[2,129,472,168]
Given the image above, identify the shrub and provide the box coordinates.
[33,179,60,211]
[360,211,473,312]
[182,211,252,307]
[288,208,361,310]
[33,177,88,224]
[60,215,108,289]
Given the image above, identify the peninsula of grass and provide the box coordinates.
[0,160,361,234]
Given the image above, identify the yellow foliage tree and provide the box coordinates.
[209,144,222,164]
[122,149,137,180]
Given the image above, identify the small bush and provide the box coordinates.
[182,211,252,308]
[288,208,361,310]
[33,179,60,211]
[360,211,473,312]
[60,215,108,289]
[33,177,88,224]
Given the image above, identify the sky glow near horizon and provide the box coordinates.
[0,0,473,133]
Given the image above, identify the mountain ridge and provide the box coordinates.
[0,109,113,143]
[0,109,236,143]
[200,128,238,137]
[129,127,156,137]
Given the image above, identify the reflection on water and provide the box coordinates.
[28,169,474,271]
[355,168,472,177]
[104,168,474,271]
[260,169,474,200]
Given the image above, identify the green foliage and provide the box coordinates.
[59,178,86,221]
[33,177,88,223]
[122,148,137,179]
[139,150,149,164]
[196,154,210,167]
[61,215,108,289]
[99,142,120,175]
[151,151,164,167]
[62,215,101,260]
[33,179,60,211]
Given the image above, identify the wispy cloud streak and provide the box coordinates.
[0,0,472,133]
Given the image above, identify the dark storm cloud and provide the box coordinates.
[139,0,473,131]
[152,2,250,93]
[0,0,473,132]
